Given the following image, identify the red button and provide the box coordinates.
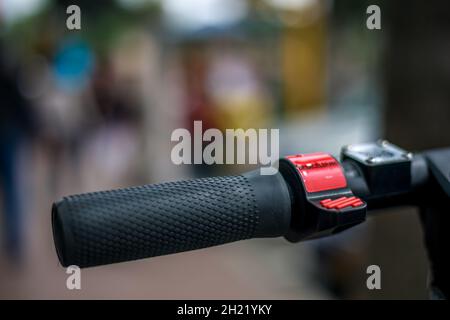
[320,196,364,210]
[286,153,347,193]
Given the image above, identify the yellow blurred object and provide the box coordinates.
[214,95,272,130]
[279,0,327,114]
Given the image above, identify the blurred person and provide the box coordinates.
[91,59,138,124]
[0,43,35,263]
[81,58,141,189]
[33,36,97,196]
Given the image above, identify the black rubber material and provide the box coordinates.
[52,170,292,268]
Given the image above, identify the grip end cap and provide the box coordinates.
[51,200,72,268]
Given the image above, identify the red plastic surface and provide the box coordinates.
[286,153,347,193]
[319,196,364,210]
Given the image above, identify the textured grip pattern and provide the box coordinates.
[53,175,260,268]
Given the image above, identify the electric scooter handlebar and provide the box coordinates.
[51,141,437,269]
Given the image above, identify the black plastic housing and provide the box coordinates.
[341,141,412,195]
[278,158,366,243]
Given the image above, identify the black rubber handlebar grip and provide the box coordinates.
[52,170,292,268]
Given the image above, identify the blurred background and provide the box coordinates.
[1,0,449,299]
